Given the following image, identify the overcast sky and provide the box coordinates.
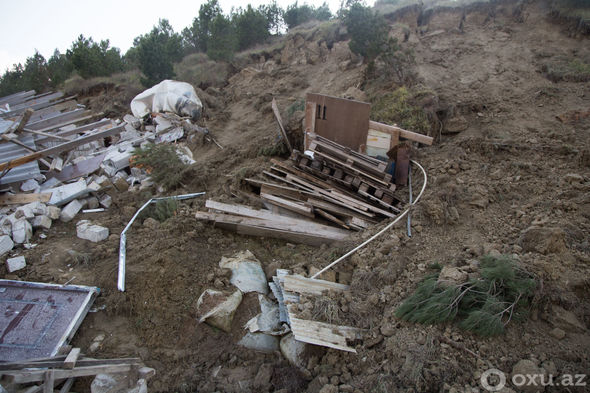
[0,0,363,73]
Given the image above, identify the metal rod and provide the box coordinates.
[407,163,412,238]
[117,192,205,291]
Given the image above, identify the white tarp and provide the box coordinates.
[130,80,202,120]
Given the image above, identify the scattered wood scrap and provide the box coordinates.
[273,271,364,353]
[0,349,155,392]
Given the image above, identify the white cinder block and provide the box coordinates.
[76,221,109,242]
[0,235,14,256]
[6,256,26,272]
[12,219,32,244]
[60,200,83,222]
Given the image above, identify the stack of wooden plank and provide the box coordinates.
[0,347,155,393]
[195,132,412,244]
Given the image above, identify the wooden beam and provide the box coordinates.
[0,193,52,205]
[271,98,292,152]
[43,371,55,393]
[15,108,34,132]
[260,192,315,218]
[26,113,98,134]
[59,378,75,393]
[315,208,350,230]
[35,119,112,144]
[283,274,349,295]
[0,124,124,172]
[369,120,433,145]
[63,348,80,369]
[304,101,317,150]
[3,364,133,384]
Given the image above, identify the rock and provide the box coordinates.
[99,195,113,209]
[12,219,32,243]
[253,364,273,390]
[0,235,14,256]
[519,226,567,254]
[90,373,128,393]
[549,327,565,340]
[219,250,268,294]
[77,220,109,242]
[14,206,34,220]
[6,256,26,272]
[238,332,279,353]
[112,176,129,192]
[550,305,586,333]
[280,333,314,369]
[32,215,52,230]
[46,206,61,220]
[142,217,159,230]
[196,289,242,332]
[60,199,83,222]
[24,201,47,216]
[564,173,584,184]
[443,115,469,134]
[511,359,546,393]
[47,178,89,206]
[438,266,468,286]
[380,322,396,337]
[85,196,100,209]
[123,114,141,129]
[318,384,338,393]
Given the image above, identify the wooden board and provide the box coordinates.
[368,120,433,146]
[287,311,362,353]
[305,93,370,152]
[365,129,391,158]
[0,124,124,172]
[260,192,314,218]
[271,99,292,152]
[283,275,349,296]
[0,192,52,205]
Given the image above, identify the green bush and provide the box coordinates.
[283,1,332,29]
[132,144,191,190]
[395,255,536,336]
[340,1,388,61]
[140,199,178,222]
[207,14,238,62]
[67,35,123,79]
[370,87,430,134]
[133,19,184,87]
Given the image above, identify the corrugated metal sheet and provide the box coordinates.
[0,130,42,186]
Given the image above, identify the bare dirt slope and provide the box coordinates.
[5,1,590,392]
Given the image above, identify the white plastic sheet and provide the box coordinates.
[130,80,203,120]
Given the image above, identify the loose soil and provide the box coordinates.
[3,1,590,392]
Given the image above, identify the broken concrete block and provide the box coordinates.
[112,176,129,192]
[77,220,109,242]
[39,177,61,191]
[32,215,52,230]
[123,114,141,129]
[20,179,39,192]
[280,333,313,369]
[48,178,89,206]
[120,124,141,141]
[99,195,112,209]
[6,256,26,273]
[24,201,47,216]
[102,150,133,177]
[85,196,100,209]
[0,235,14,256]
[60,199,83,222]
[46,206,61,220]
[12,219,32,244]
[14,206,34,220]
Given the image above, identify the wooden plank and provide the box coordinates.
[260,192,315,218]
[0,124,125,172]
[304,101,317,150]
[307,93,370,153]
[43,371,55,393]
[196,210,349,239]
[288,312,362,353]
[0,357,142,372]
[315,208,350,229]
[271,98,292,152]
[368,120,433,145]
[3,364,133,384]
[283,274,349,295]
[205,199,337,232]
[306,197,374,221]
[260,183,307,202]
[35,119,112,145]
[15,109,34,132]
[0,192,52,205]
[63,348,80,369]
[59,378,75,393]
